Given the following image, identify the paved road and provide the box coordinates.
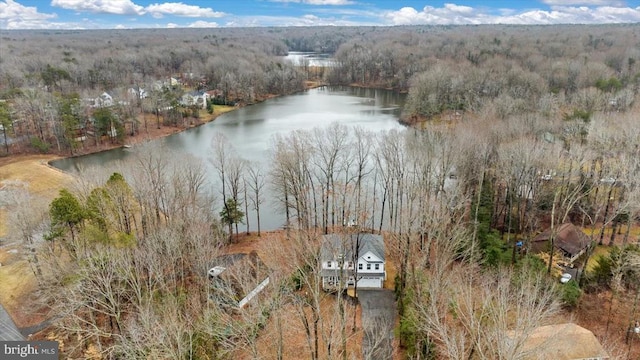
[0,303,25,341]
[358,289,396,360]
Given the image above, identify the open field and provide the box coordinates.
[0,154,72,199]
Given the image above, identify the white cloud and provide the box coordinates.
[4,0,640,30]
[383,3,640,25]
[188,20,219,28]
[166,22,178,28]
[443,3,474,14]
[0,0,59,29]
[270,0,354,5]
[145,2,225,18]
[51,0,145,15]
[305,0,354,4]
[542,0,625,6]
[223,14,367,27]
[385,6,485,25]
[543,5,640,23]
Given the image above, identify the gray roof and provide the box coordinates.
[0,304,25,341]
[533,223,590,257]
[320,233,385,262]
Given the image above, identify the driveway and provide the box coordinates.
[0,303,25,341]
[358,289,396,360]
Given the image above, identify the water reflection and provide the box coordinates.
[52,86,406,230]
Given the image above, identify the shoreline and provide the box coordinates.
[2,82,330,165]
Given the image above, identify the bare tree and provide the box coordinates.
[245,162,266,236]
[211,133,246,239]
[7,187,48,280]
[412,262,560,359]
[312,123,349,234]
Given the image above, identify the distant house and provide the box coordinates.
[508,323,609,360]
[93,92,114,107]
[320,233,386,290]
[127,86,148,100]
[531,223,591,263]
[152,77,181,91]
[208,251,270,309]
[181,90,210,109]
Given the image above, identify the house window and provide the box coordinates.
[327,262,332,268]
[358,263,363,270]
[366,264,371,270]
[375,264,380,270]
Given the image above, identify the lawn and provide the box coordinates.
[586,245,611,273]
[1,155,72,238]
[0,155,73,326]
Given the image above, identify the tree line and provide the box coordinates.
[15,106,639,357]
[4,23,640,358]
[4,24,640,153]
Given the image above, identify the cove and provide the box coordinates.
[51,86,407,230]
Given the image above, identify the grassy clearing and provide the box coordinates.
[586,245,610,273]
[0,155,72,324]
[0,155,72,198]
[0,253,37,314]
[192,105,237,124]
[0,210,6,239]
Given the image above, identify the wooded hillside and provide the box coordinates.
[2,24,640,359]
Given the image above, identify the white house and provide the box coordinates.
[180,90,210,109]
[127,86,148,100]
[320,233,386,290]
[152,77,180,91]
[93,92,114,107]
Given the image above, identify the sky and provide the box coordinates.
[2,0,640,30]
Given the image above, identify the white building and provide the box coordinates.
[180,90,210,109]
[320,233,386,290]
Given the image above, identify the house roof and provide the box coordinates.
[0,304,25,341]
[209,252,270,307]
[511,323,608,360]
[532,223,590,257]
[320,233,385,262]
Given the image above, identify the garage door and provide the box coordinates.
[358,277,382,288]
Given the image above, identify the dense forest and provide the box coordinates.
[2,24,640,359]
[2,24,640,154]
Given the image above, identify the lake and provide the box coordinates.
[51,86,406,230]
